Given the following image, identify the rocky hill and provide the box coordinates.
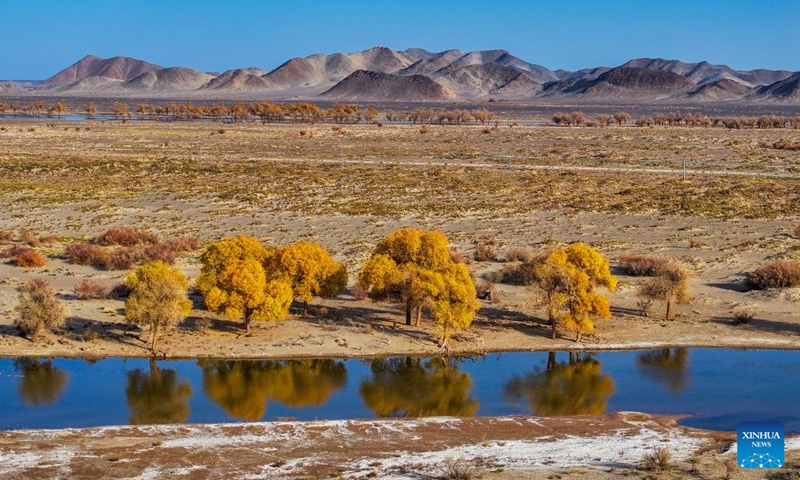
[44,55,162,86]
[319,70,456,101]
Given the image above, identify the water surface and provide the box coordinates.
[0,349,797,431]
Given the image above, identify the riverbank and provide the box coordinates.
[1,412,794,479]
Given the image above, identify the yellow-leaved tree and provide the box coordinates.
[125,260,192,353]
[359,228,480,343]
[533,244,617,342]
[196,235,293,336]
[268,241,347,315]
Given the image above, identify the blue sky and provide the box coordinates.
[1,0,798,79]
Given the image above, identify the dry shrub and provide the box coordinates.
[96,227,159,247]
[143,243,177,265]
[109,247,140,270]
[474,245,498,262]
[441,458,474,480]
[19,228,40,247]
[505,247,533,262]
[449,250,466,264]
[747,260,800,289]
[794,224,800,238]
[163,236,200,253]
[642,446,672,472]
[73,279,108,300]
[619,254,670,276]
[15,249,46,268]
[64,243,111,269]
[38,235,60,246]
[107,282,132,299]
[732,310,754,325]
[15,279,66,337]
[351,282,368,301]
[2,244,31,259]
[501,262,536,285]
[0,230,13,244]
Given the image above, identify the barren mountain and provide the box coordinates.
[755,72,800,100]
[44,55,162,86]
[319,70,456,101]
[57,76,123,93]
[543,67,696,99]
[554,66,612,81]
[399,49,465,76]
[622,58,792,87]
[121,67,216,92]
[200,68,273,91]
[0,81,23,93]
[685,79,753,101]
[444,50,558,83]
[265,46,415,88]
[432,63,541,98]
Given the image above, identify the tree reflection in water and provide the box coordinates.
[13,357,68,407]
[504,352,615,415]
[126,360,192,425]
[199,359,347,421]
[359,357,479,417]
[637,348,689,394]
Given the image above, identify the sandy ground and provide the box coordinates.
[1,412,796,479]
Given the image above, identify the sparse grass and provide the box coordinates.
[641,446,672,472]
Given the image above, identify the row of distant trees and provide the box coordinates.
[2,99,797,129]
[553,110,800,129]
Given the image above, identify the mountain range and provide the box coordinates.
[3,47,798,103]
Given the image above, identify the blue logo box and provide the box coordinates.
[738,422,784,469]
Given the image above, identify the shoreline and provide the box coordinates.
[2,332,800,361]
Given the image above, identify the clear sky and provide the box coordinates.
[1,0,798,79]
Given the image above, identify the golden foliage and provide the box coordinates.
[126,361,192,425]
[200,359,347,421]
[360,228,478,334]
[268,241,347,310]
[197,236,292,333]
[360,357,479,417]
[13,358,68,407]
[505,352,615,415]
[125,260,192,351]
[532,244,617,342]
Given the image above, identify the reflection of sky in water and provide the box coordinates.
[0,349,798,432]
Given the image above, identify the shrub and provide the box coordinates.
[351,281,368,301]
[0,230,12,244]
[163,236,200,253]
[795,224,800,238]
[96,227,159,247]
[108,282,132,299]
[619,254,670,276]
[15,249,46,268]
[73,279,108,300]
[642,446,672,472]
[449,250,466,264]
[108,247,139,270]
[441,458,474,480]
[38,235,60,246]
[19,228,40,247]
[143,243,177,265]
[732,310,754,325]
[474,244,498,262]
[14,279,66,337]
[2,244,30,259]
[64,243,111,269]
[505,247,533,262]
[747,260,800,289]
[501,262,534,285]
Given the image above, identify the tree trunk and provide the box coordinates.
[575,330,581,342]
[548,304,557,340]
[303,300,308,316]
[547,352,556,371]
[405,300,412,326]
[415,306,422,327]
[244,311,252,336]
[665,299,672,321]
[150,322,159,354]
